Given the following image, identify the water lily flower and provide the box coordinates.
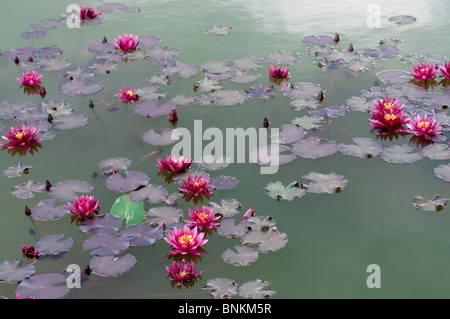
[405,114,442,139]
[241,208,255,221]
[115,87,139,103]
[410,63,438,81]
[79,5,101,19]
[156,155,192,173]
[369,97,410,132]
[178,175,215,197]
[166,259,202,286]
[438,61,450,79]
[22,245,39,259]
[164,225,208,256]
[269,65,290,80]
[113,34,139,51]
[15,294,35,299]
[168,108,178,123]
[185,206,221,231]
[68,195,100,222]
[17,71,42,87]
[1,123,42,150]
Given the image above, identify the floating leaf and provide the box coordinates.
[272,124,305,144]
[120,224,163,246]
[205,25,233,36]
[422,144,450,160]
[40,100,73,117]
[60,79,104,96]
[32,45,63,59]
[210,175,239,190]
[110,193,146,226]
[304,34,334,46]
[135,86,166,100]
[246,216,276,231]
[201,60,232,74]
[338,137,383,158]
[346,59,374,72]
[290,98,319,111]
[79,214,123,235]
[4,163,32,178]
[98,157,132,171]
[238,279,276,299]
[434,163,450,182]
[193,77,222,92]
[146,206,183,226]
[88,62,118,75]
[83,233,129,256]
[211,89,248,106]
[303,172,347,194]
[208,199,241,218]
[346,96,373,112]
[217,218,249,238]
[412,195,448,212]
[309,102,347,118]
[291,115,323,130]
[376,70,411,84]
[381,144,423,164]
[64,67,95,80]
[0,100,35,119]
[142,128,182,146]
[39,58,71,72]
[242,229,288,253]
[15,273,69,299]
[228,72,260,84]
[197,155,231,171]
[129,184,168,203]
[161,62,200,79]
[138,35,161,48]
[31,199,71,221]
[232,57,263,70]
[0,260,35,284]
[145,45,179,60]
[389,15,416,24]
[49,180,94,202]
[134,100,176,118]
[11,180,45,199]
[292,137,338,159]
[31,18,63,30]
[245,84,275,99]
[21,29,47,39]
[364,45,399,59]
[264,50,300,65]
[89,254,137,277]
[203,278,239,299]
[249,145,296,166]
[264,181,305,201]
[222,246,258,266]
[35,234,73,256]
[106,171,149,193]
[52,114,88,130]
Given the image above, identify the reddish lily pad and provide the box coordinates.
[31,199,71,221]
[35,234,73,256]
[49,180,94,202]
[106,171,149,193]
[15,273,69,299]
[83,233,129,256]
[89,253,137,277]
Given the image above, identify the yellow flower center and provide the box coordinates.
[383,102,396,110]
[384,114,397,121]
[126,90,134,97]
[179,234,193,245]
[196,212,210,220]
[14,131,26,139]
[178,270,189,278]
[420,67,428,73]
[418,121,430,128]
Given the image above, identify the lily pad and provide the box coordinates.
[193,78,222,92]
[210,175,239,190]
[49,180,94,202]
[242,229,288,253]
[364,45,399,59]
[303,172,347,194]
[245,84,275,99]
[217,218,249,238]
[106,171,149,193]
[422,144,450,160]
[135,86,166,100]
[232,57,263,70]
[89,254,137,277]
[205,25,233,36]
[338,137,383,158]
[83,233,129,256]
[208,198,241,218]
[15,273,69,299]
[142,128,182,146]
[211,89,248,106]
[309,102,347,118]
[11,180,46,199]
[238,279,276,299]
[264,50,300,65]
[389,15,416,25]
[203,278,239,299]
[376,70,411,84]
[98,157,132,171]
[146,206,183,226]
[292,137,338,159]
[197,155,231,171]
[0,260,35,284]
[40,100,73,117]
[291,115,324,130]
[4,163,32,178]
[264,181,305,201]
[380,144,423,164]
[134,100,176,118]
[35,234,73,256]
[304,34,334,46]
[78,214,123,235]
[31,199,71,221]
[412,195,448,211]
[110,193,146,226]
[222,246,258,266]
[271,124,305,144]
[60,79,104,96]
[52,114,88,130]
[120,224,163,246]
[434,163,450,182]
[161,62,200,79]
[129,184,168,203]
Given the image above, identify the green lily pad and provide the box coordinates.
[110,193,146,226]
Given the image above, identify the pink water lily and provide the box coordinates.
[1,123,42,150]
[17,71,42,87]
[113,34,139,51]
[68,195,100,222]
[166,259,202,286]
[438,61,450,79]
[164,225,208,256]
[79,5,101,19]
[178,175,215,197]
[184,206,221,231]
[22,245,39,259]
[156,155,192,173]
[410,63,438,81]
[115,87,139,103]
[369,96,409,132]
[405,114,442,139]
[269,65,290,80]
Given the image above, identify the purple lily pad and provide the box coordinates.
[381,144,423,164]
[31,18,63,30]
[245,84,275,99]
[105,171,149,193]
[79,214,123,235]
[363,45,399,59]
[145,46,179,60]
[135,86,166,100]
[120,224,163,246]
[52,114,88,130]
[346,96,373,112]
[264,50,300,65]
[11,180,46,199]
[222,246,258,266]
[210,175,239,190]
[434,163,450,182]
[161,62,200,79]
[217,218,249,238]
[129,184,168,203]
[284,82,322,99]
[35,234,73,256]
[64,67,95,80]
[83,233,129,256]
[376,70,411,84]
[134,100,176,118]
[16,273,69,299]
[304,34,334,46]
[309,102,347,118]
[228,72,261,84]
[203,278,238,299]
[49,180,94,202]
[89,42,116,54]
[242,229,288,253]
[211,89,248,106]
[208,198,242,218]
[249,145,296,166]
[201,60,232,74]
[0,260,35,284]
[98,157,132,171]
[88,62,118,74]
[138,35,160,48]
[389,15,416,25]
[60,79,104,96]
[303,172,347,194]
[21,29,47,39]
[232,57,263,70]
[146,206,183,226]
[89,253,137,277]
[292,137,338,159]
[32,45,63,59]
[142,128,182,145]
[272,124,305,144]
[422,144,450,160]
[31,199,71,221]
[338,137,383,158]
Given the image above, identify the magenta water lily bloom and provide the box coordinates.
[164,225,208,256]
[438,61,450,79]
[405,114,442,139]
[113,34,139,51]
[156,155,192,173]
[1,123,42,150]
[166,259,202,286]
[185,206,220,231]
[269,65,290,80]
[410,63,438,81]
[178,175,215,197]
[68,195,100,222]
[17,71,42,87]
[369,96,409,132]
[22,245,39,259]
[115,87,139,103]
[79,5,101,19]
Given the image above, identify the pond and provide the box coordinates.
[0,0,449,299]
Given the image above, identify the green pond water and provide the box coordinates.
[0,0,449,299]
